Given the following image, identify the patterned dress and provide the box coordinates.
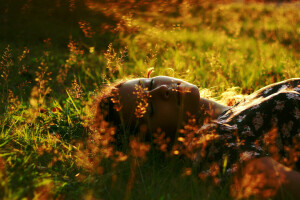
[199,78,300,175]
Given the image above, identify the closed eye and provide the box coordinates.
[149,78,154,117]
[150,78,154,90]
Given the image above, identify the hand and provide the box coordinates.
[231,157,300,199]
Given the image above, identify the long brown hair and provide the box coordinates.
[95,81,125,130]
[94,79,149,146]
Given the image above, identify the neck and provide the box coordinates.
[199,97,230,120]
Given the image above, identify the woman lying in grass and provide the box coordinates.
[96,76,300,199]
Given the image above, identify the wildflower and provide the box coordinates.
[7,89,20,113]
[69,77,83,99]
[130,138,150,159]
[104,43,127,78]
[177,137,185,142]
[115,151,128,162]
[52,107,62,112]
[173,150,180,155]
[240,151,256,162]
[182,168,192,176]
[78,20,95,38]
[0,45,12,82]
[133,84,151,118]
[110,88,122,112]
[209,162,220,177]
[69,0,75,11]
[57,39,84,84]
[153,129,170,152]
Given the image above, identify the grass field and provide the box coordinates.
[0,0,300,199]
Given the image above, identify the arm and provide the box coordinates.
[231,157,300,199]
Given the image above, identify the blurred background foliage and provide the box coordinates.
[0,0,299,199]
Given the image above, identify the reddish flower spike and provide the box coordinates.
[147,68,154,78]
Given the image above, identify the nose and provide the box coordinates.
[149,85,171,100]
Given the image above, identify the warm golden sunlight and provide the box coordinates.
[0,0,299,199]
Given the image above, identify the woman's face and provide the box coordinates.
[118,76,200,137]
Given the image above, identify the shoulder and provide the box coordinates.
[251,78,300,98]
[216,79,300,127]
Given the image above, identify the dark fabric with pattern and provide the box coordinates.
[202,79,300,175]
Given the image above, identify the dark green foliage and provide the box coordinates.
[0,1,299,199]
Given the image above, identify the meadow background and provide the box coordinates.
[0,0,300,199]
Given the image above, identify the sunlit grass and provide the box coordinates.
[0,0,299,199]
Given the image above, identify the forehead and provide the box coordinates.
[118,78,145,123]
[119,78,144,98]
[118,76,186,97]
